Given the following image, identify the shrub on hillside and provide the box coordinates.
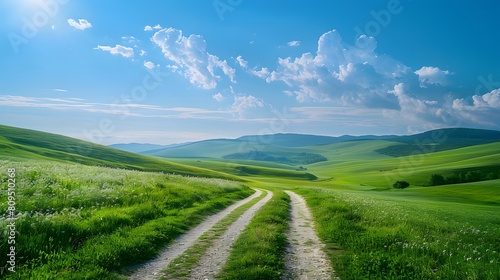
[393,180,410,189]
[429,174,446,186]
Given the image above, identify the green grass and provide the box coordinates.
[294,187,500,280]
[161,190,267,279]
[2,124,500,279]
[223,151,327,165]
[166,158,318,182]
[217,190,290,280]
[0,159,253,279]
[0,124,240,180]
[307,141,500,187]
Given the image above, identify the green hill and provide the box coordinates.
[376,127,500,157]
[236,133,393,147]
[143,139,250,158]
[143,138,324,166]
[0,124,239,180]
[308,140,500,188]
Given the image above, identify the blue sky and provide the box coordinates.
[1,0,499,145]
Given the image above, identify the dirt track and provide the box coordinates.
[128,189,264,280]
[282,190,335,280]
[188,190,273,279]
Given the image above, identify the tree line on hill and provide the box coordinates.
[427,169,500,186]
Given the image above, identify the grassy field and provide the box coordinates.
[1,124,499,279]
[293,186,500,279]
[0,159,252,279]
[307,141,500,188]
[217,190,290,279]
[162,190,268,279]
[0,125,239,180]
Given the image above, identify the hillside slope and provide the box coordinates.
[0,124,239,180]
[376,127,500,157]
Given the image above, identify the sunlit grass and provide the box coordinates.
[217,190,290,279]
[295,187,500,279]
[0,159,252,279]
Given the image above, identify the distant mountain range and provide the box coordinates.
[109,128,500,162]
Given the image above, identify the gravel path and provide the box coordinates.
[188,190,274,280]
[128,189,263,280]
[282,190,335,280]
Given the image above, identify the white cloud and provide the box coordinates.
[0,95,233,120]
[213,92,225,102]
[231,95,264,112]
[287,40,300,47]
[145,24,162,31]
[94,45,134,58]
[140,50,146,56]
[151,27,236,89]
[67,18,92,30]
[236,55,248,68]
[414,66,450,86]
[122,36,138,43]
[53,88,67,92]
[250,67,270,79]
[454,89,500,110]
[144,61,155,69]
[264,30,408,106]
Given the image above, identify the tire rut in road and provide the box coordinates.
[187,190,274,280]
[282,190,336,280]
[127,189,263,280]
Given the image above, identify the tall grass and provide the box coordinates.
[296,187,500,279]
[0,159,252,279]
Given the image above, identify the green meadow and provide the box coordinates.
[1,125,499,279]
[0,159,252,279]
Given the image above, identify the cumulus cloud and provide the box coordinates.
[67,18,92,30]
[94,45,134,58]
[151,27,236,89]
[212,92,225,102]
[231,95,264,112]
[452,89,500,111]
[144,24,161,31]
[415,66,451,86]
[143,61,155,69]
[287,40,300,47]
[264,30,408,106]
[250,67,270,79]
[236,55,248,68]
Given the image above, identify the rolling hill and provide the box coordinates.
[109,143,169,153]
[376,127,500,157]
[307,140,500,188]
[143,128,500,167]
[0,124,239,180]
